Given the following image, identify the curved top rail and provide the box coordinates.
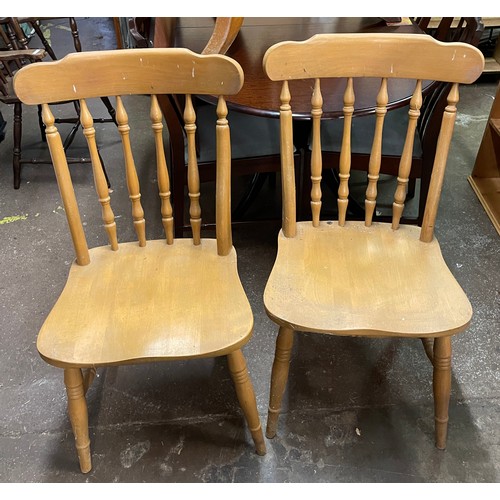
[14,47,244,105]
[264,33,484,84]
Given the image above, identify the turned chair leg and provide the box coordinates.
[13,102,22,189]
[266,327,294,439]
[433,336,452,450]
[421,337,435,364]
[64,368,92,473]
[227,349,266,456]
[37,104,46,142]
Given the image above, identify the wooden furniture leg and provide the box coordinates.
[227,350,266,455]
[13,102,22,189]
[64,368,92,473]
[433,336,452,450]
[421,337,435,363]
[266,327,294,439]
[82,367,97,395]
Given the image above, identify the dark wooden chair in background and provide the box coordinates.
[315,17,484,224]
[0,17,116,188]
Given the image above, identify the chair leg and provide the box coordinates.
[407,177,416,199]
[266,326,294,439]
[13,102,22,189]
[433,336,452,450]
[100,96,118,125]
[421,337,434,364]
[64,368,92,473]
[227,349,266,456]
[82,367,97,395]
[37,105,46,142]
[232,172,269,220]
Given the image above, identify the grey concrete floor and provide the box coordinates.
[0,18,499,484]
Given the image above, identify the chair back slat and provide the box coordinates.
[80,98,119,251]
[310,78,323,227]
[42,103,90,265]
[279,80,296,238]
[215,96,232,256]
[184,94,202,245]
[116,96,146,247]
[338,77,354,226]
[392,80,423,229]
[150,94,174,244]
[365,78,388,226]
[420,83,460,242]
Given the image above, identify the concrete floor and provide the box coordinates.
[0,18,499,484]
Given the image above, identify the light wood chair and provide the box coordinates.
[13,47,266,473]
[262,33,484,449]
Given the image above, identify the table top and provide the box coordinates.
[169,17,430,120]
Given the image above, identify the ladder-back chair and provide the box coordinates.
[262,34,484,449]
[13,48,266,473]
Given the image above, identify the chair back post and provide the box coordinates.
[279,80,296,237]
[216,95,233,255]
[420,82,460,242]
[42,103,90,265]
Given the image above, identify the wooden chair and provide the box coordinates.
[262,33,484,449]
[315,18,483,224]
[13,47,266,473]
[0,17,116,188]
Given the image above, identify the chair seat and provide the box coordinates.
[37,239,253,368]
[264,221,472,337]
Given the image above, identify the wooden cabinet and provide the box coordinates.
[468,82,500,235]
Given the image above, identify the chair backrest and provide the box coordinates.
[0,17,28,50]
[416,17,484,46]
[16,17,84,59]
[263,33,484,242]
[1,17,85,100]
[13,48,244,263]
[0,17,47,99]
[202,17,244,55]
